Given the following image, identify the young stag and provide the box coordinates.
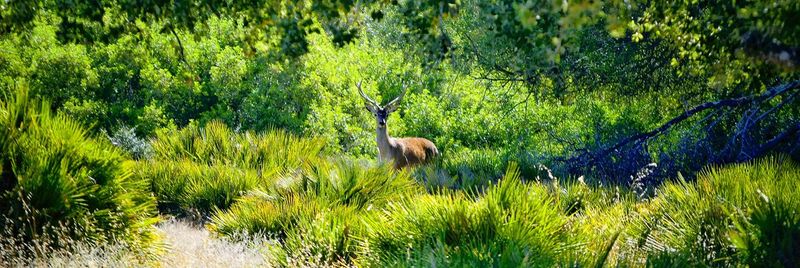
[357,82,439,169]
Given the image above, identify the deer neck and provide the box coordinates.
[376,126,395,161]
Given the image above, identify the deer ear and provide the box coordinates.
[365,103,377,113]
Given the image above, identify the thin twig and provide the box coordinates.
[170,26,194,74]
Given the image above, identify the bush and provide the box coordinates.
[150,120,325,172]
[106,125,153,160]
[362,164,571,266]
[630,157,800,266]
[131,160,267,213]
[209,160,421,265]
[135,120,327,214]
[0,88,159,255]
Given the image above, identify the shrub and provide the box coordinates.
[136,120,327,214]
[106,125,153,160]
[438,147,506,188]
[131,160,268,213]
[150,120,325,172]
[361,164,572,266]
[630,157,800,266]
[209,160,421,265]
[0,88,159,256]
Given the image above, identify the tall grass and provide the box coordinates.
[134,121,327,214]
[209,160,421,265]
[629,156,800,266]
[361,163,572,266]
[0,88,159,261]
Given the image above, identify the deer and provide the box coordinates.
[357,81,439,169]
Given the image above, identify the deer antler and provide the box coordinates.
[357,81,380,108]
[385,82,407,111]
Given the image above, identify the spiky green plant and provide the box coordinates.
[209,160,420,265]
[630,157,800,266]
[139,120,327,213]
[361,164,573,266]
[565,187,643,267]
[150,120,326,172]
[130,160,271,212]
[0,88,159,256]
[439,148,506,188]
[207,192,320,237]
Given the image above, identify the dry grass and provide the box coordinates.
[157,219,275,267]
[1,219,277,267]
[0,219,151,268]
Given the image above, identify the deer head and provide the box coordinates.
[357,81,407,128]
[356,81,438,169]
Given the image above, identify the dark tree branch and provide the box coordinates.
[753,90,799,124]
[169,26,194,74]
[570,80,800,166]
[751,123,800,158]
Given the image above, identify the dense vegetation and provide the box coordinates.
[1,0,799,266]
[0,89,159,260]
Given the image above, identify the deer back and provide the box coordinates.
[391,137,439,169]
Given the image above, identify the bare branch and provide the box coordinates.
[170,26,194,74]
[751,123,800,158]
[570,80,800,165]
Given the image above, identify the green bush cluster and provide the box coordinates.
[0,89,159,254]
[209,160,421,265]
[0,12,725,185]
[203,149,799,266]
[0,14,310,136]
[206,159,616,266]
[363,165,570,266]
[131,121,326,213]
[132,160,264,213]
[631,157,800,266]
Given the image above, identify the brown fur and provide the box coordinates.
[357,81,438,169]
[385,137,439,169]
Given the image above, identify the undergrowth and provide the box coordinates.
[0,88,160,263]
[3,104,797,267]
[206,156,799,267]
[132,121,326,214]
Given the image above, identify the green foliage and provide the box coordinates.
[1,0,799,265]
[206,152,800,267]
[0,88,159,252]
[0,14,317,136]
[630,1,800,85]
[3,6,794,185]
[417,148,505,190]
[134,120,326,213]
[132,160,266,213]
[363,164,570,266]
[151,120,325,171]
[209,160,420,265]
[631,157,800,266]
